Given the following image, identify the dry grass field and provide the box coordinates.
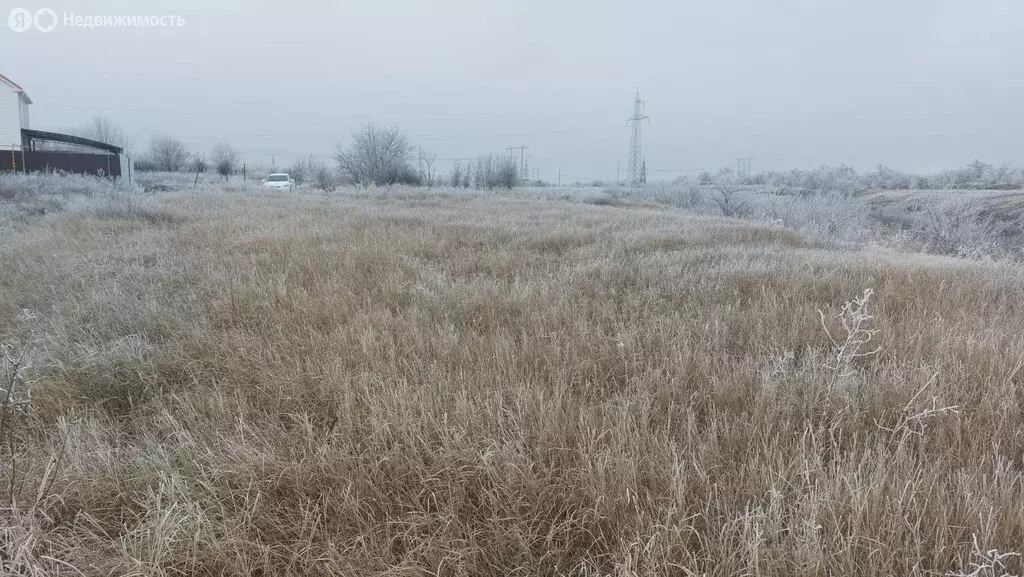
[861,188,1024,260]
[2,177,1024,576]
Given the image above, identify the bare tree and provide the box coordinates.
[191,153,207,173]
[418,147,437,188]
[451,162,464,188]
[470,154,518,189]
[149,136,189,172]
[285,155,335,190]
[473,158,484,188]
[335,122,417,186]
[212,142,239,181]
[711,168,749,217]
[312,162,337,191]
[190,152,206,189]
[76,116,131,152]
[289,155,320,185]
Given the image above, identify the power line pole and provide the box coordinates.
[558,166,561,187]
[507,145,528,179]
[626,92,649,187]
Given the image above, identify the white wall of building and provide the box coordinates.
[0,88,22,148]
[18,94,29,130]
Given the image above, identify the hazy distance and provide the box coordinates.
[3,0,1022,180]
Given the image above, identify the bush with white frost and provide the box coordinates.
[0,172,123,201]
[335,122,420,186]
[0,171,178,225]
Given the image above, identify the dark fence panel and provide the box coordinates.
[4,150,122,177]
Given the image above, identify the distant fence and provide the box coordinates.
[4,149,125,179]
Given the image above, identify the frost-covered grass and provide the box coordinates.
[5,172,1020,261]
[605,183,1023,261]
[863,189,1024,261]
[0,171,124,201]
[0,172,178,233]
[1,174,1023,576]
[597,183,871,248]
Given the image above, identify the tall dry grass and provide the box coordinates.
[1,181,1023,576]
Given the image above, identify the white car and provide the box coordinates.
[263,173,294,191]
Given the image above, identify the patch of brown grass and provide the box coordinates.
[1,189,1023,576]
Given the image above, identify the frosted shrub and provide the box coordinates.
[765,192,869,247]
[0,172,122,201]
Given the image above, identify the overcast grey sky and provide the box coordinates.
[3,0,1023,180]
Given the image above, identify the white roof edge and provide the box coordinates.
[0,73,31,103]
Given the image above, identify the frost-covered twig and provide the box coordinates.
[818,288,880,383]
[948,534,1020,577]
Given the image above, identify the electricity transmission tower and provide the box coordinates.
[737,157,753,178]
[507,145,528,179]
[627,92,649,186]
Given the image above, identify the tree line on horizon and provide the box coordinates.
[98,119,521,190]
[70,116,1024,192]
